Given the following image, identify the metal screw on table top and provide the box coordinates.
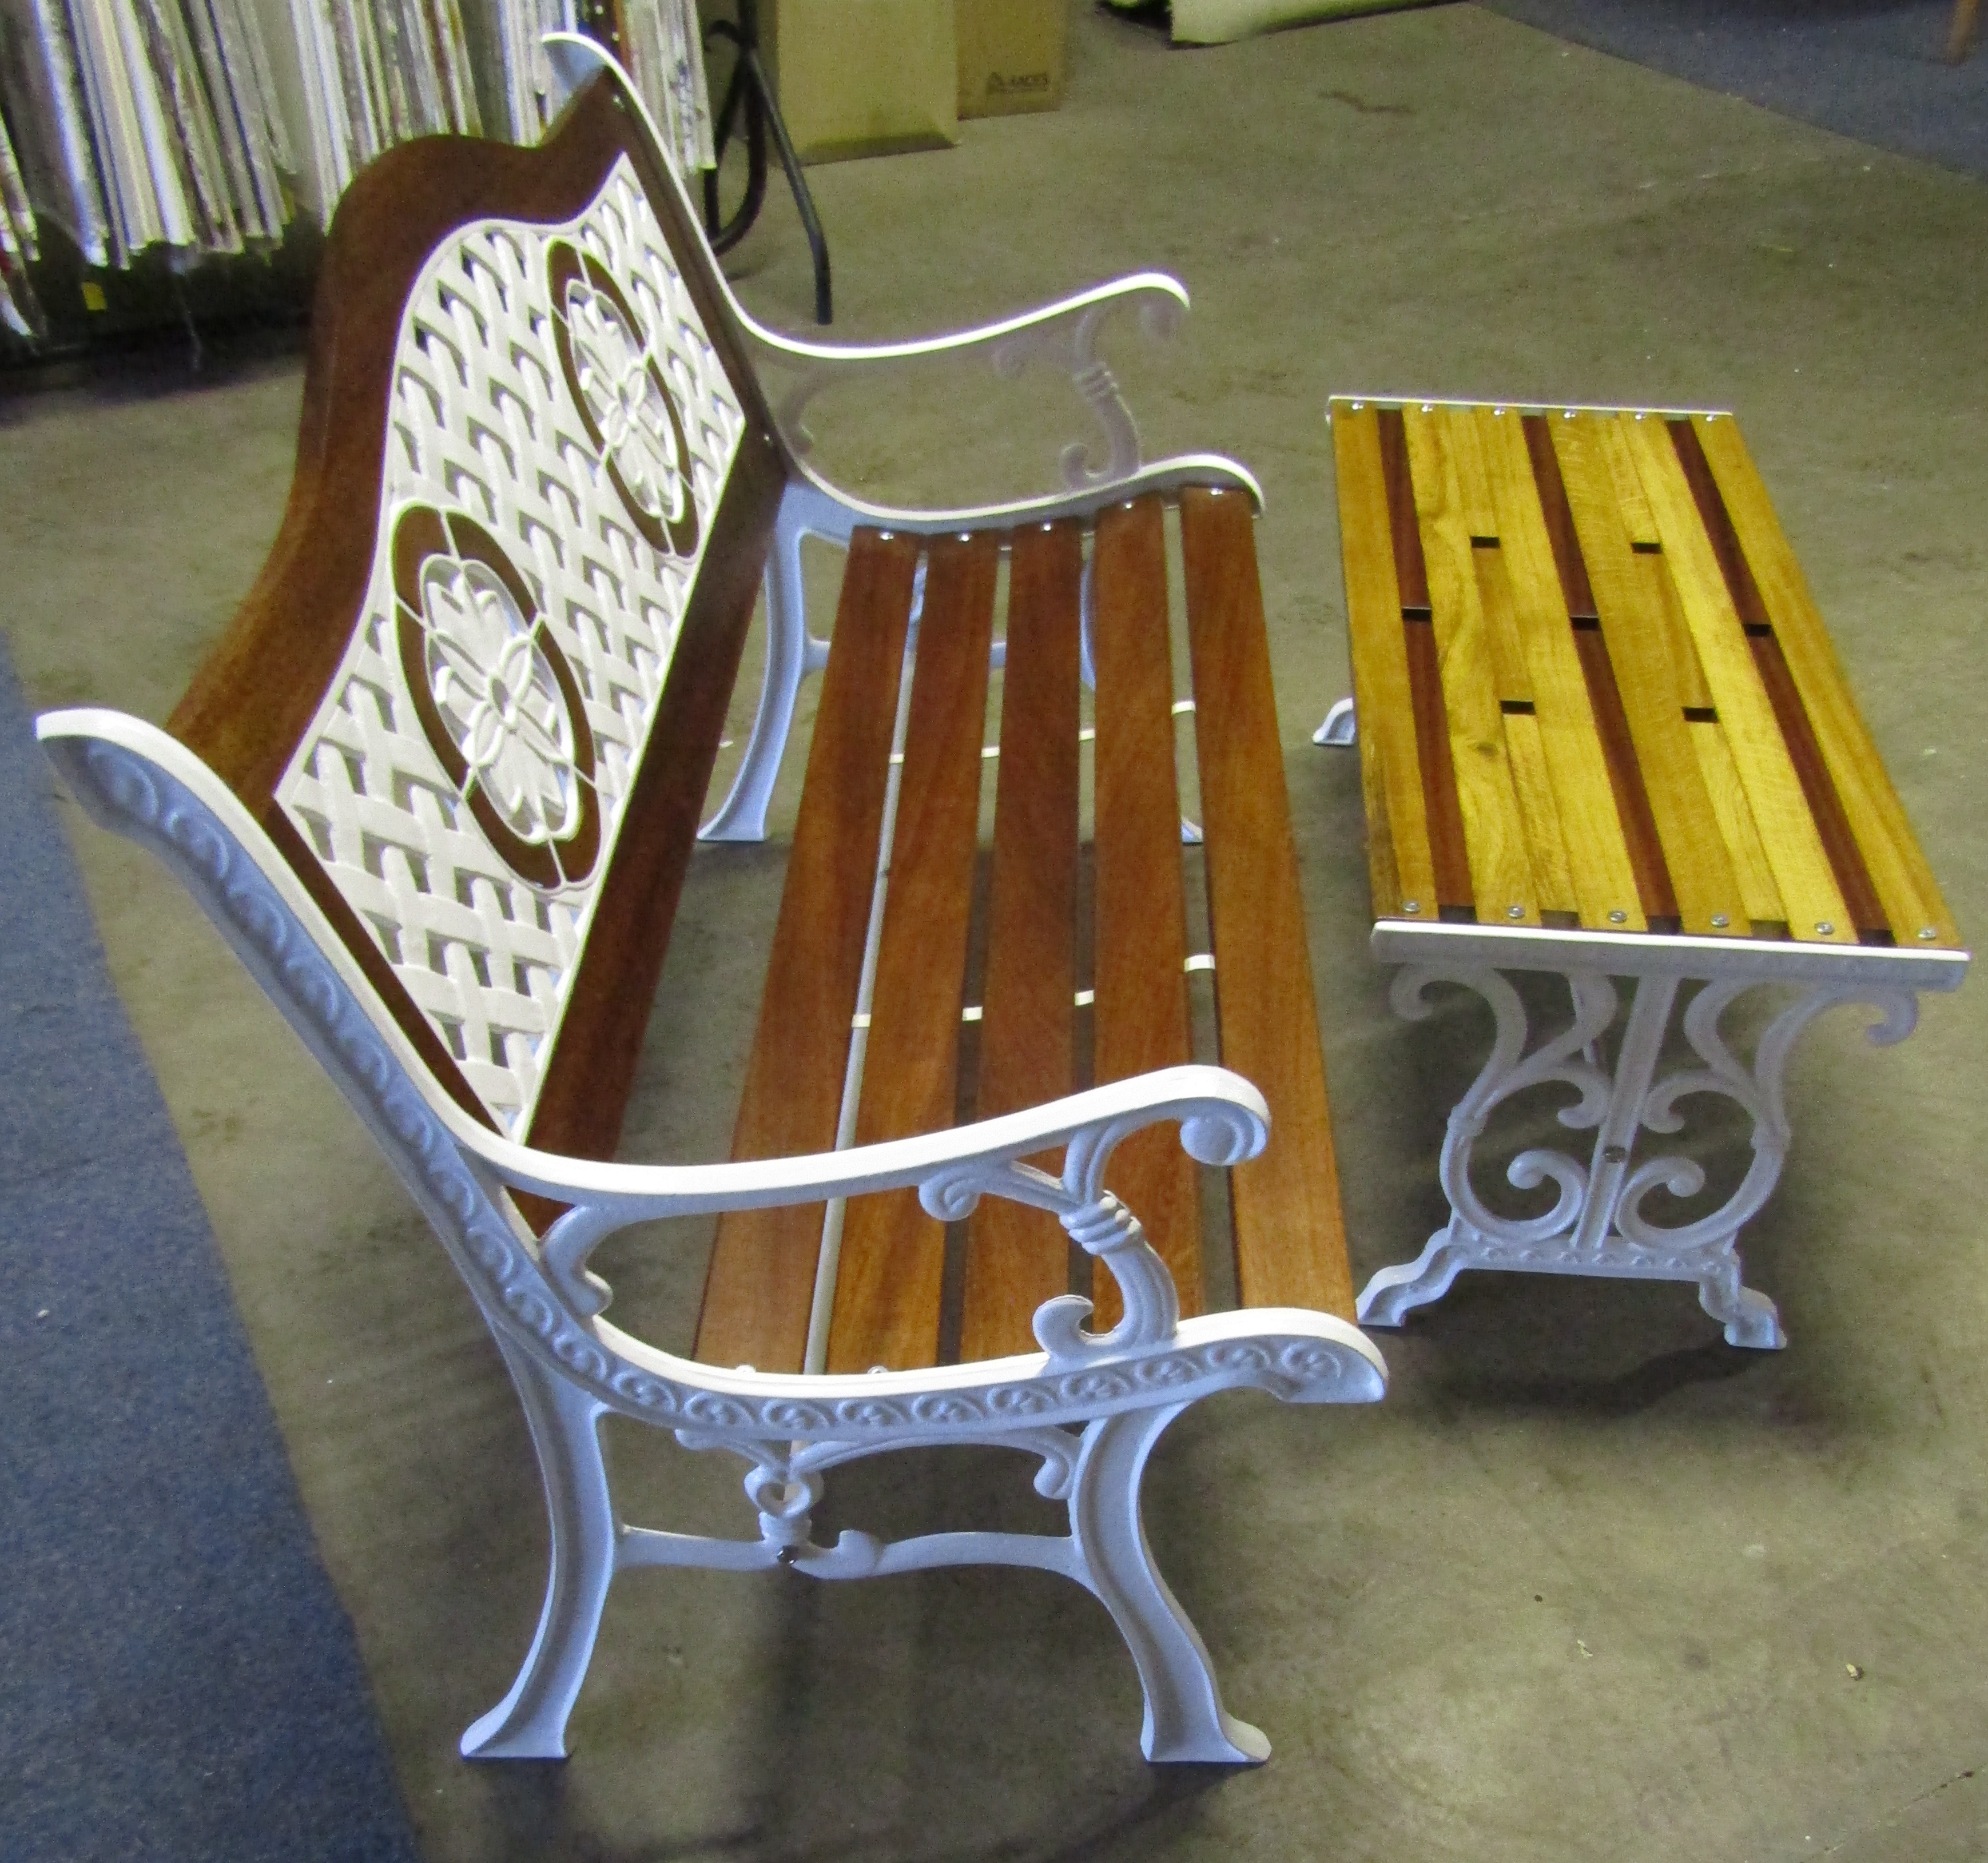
[1507,903,1526,920]
[1919,927,1939,940]
[1400,899,1421,914]
[1608,909,1628,924]
[1816,921,1836,937]
[1711,913,1730,929]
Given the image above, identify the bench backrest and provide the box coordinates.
[166,76,786,1160]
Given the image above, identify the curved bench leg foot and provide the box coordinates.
[1697,1259,1787,1351]
[1069,1405,1270,1765]
[1356,1230,1466,1329]
[461,1344,617,1760]
[1313,695,1355,746]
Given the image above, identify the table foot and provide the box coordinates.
[1313,695,1355,746]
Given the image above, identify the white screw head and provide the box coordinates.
[1711,913,1730,929]
[1608,909,1628,924]
[1816,921,1836,937]
[1422,403,1434,413]
[1508,903,1526,921]
[1919,926,1938,941]
[1401,899,1421,915]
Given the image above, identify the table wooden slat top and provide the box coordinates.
[1330,397,1963,960]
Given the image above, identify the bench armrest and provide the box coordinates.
[542,32,1242,509]
[461,1067,1266,1361]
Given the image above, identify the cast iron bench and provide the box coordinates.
[37,40,1382,1768]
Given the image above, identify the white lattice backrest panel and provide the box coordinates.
[275,157,748,1138]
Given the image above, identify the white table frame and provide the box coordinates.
[1351,919,1966,1348]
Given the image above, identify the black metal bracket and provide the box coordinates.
[701,0,832,324]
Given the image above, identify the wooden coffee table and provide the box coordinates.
[1325,395,1968,1347]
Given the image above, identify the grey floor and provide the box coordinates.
[6,3,1988,1857]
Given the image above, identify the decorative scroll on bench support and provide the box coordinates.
[1356,938,1929,1348]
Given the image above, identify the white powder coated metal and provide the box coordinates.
[275,157,747,1136]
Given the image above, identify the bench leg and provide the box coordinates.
[1068,1405,1270,1764]
[1313,695,1356,745]
[460,1340,617,1760]
[701,495,828,843]
[1356,964,1922,1349]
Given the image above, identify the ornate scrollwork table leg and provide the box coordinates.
[1355,960,1922,1350]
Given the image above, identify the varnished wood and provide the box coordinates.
[696,530,921,1372]
[1091,497,1200,1327]
[1330,403,1436,917]
[1500,710,1577,918]
[1403,619,1474,912]
[1475,405,1644,931]
[1551,414,1747,937]
[1571,622,1679,924]
[1402,406,1541,927]
[1180,489,1354,1319]
[1522,414,1600,621]
[527,439,786,1162]
[960,524,1084,1364]
[1624,416,1850,940]
[1691,415,1959,946]
[828,536,1000,1373]
[1689,719,1786,927]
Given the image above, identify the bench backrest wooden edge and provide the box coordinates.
[156,75,791,1172]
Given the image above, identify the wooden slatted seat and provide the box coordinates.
[34,42,1382,1774]
[1329,396,1966,1348]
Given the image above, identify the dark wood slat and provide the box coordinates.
[527,439,784,1164]
[1403,619,1474,911]
[1571,623,1680,924]
[828,535,1000,1373]
[1376,408,1432,610]
[1179,489,1354,1320]
[1090,496,1200,1330]
[960,523,1084,1363]
[695,530,920,1372]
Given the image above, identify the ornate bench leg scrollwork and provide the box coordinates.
[1356,963,1920,1349]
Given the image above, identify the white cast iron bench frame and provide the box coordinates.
[39,41,1383,1769]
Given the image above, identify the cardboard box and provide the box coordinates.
[764,0,959,164]
[956,0,1065,117]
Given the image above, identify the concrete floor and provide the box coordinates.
[5,3,1988,1857]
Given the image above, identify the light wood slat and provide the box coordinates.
[1402,405,1542,927]
[1691,414,1961,946]
[1621,414,1852,941]
[828,534,1000,1373]
[1476,406,1646,932]
[1689,720,1786,925]
[1180,487,1354,1319]
[960,522,1083,1363]
[698,530,921,1372]
[1551,414,1747,937]
[1502,711,1577,915]
[1330,402,1436,917]
[1600,415,1661,546]
[1442,401,1501,540]
[1091,495,1200,1329]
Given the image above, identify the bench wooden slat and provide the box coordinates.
[1401,405,1542,927]
[959,522,1084,1363]
[527,439,788,1164]
[695,529,921,1372]
[1689,718,1787,925]
[1331,404,1436,918]
[1620,415,1848,939]
[1550,413,1748,937]
[1091,496,1201,1327]
[1689,415,1961,947]
[1476,407,1647,932]
[827,535,1000,1372]
[1180,489,1354,1320]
